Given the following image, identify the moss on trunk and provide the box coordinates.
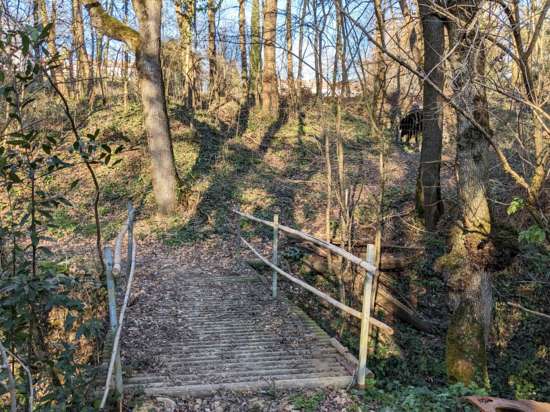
[446,300,490,387]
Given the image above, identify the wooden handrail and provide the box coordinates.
[234,209,394,389]
[240,236,393,334]
[233,209,377,274]
[100,202,136,409]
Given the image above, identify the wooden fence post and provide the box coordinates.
[358,244,375,388]
[236,208,242,261]
[272,213,279,298]
[104,246,123,399]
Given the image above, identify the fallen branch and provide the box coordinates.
[507,302,550,320]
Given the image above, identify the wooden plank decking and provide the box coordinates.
[121,266,356,397]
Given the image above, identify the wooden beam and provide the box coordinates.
[233,209,377,274]
[240,236,393,334]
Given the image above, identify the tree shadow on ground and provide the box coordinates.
[165,102,289,243]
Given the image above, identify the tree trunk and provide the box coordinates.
[312,0,322,98]
[239,0,248,96]
[208,0,217,101]
[122,0,130,110]
[332,0,342,97]
[439,7,493,387]
[134,1,180,215]
[286,0,294,104]
[296,0,308,100]
[416,1,444,230]
[72,0,92,99]
[371,0,387,121]
[84,0,180,215]
[176,0,195,108]
[250,0,262,105]
[39,0,66,95]
[262,0,279,113]
[398,0,422,73]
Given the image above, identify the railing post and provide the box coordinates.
[358,244,375,388]
[126,201,135,278]
[272,213,279,298]
[104,246,123,399]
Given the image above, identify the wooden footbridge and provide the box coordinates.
[99,204,393,407]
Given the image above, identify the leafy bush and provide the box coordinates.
[0,24,122,409]
[364,380,487,412]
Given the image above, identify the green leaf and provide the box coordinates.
[21,33,30,55]
[518,225,546,245]
[507,197,525,216]
[46,134,58,144]
[69,179,80,190]
[42,144,52,155]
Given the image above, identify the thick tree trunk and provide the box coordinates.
[262,0,279,113]
[136,50,179,214]
[416,2,444,230]
[72,0,92,98]
[134,2,180,215]
[84,0,180,215]
[439,7,493,387]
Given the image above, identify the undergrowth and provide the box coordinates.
[31,88,549,409]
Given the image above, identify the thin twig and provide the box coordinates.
[507,301,550,320]
[43,70,105,274]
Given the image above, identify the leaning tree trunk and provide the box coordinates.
[416,1,445,230]
[436,8,493,387]
[84,0,180,215]
[262,0,279,113]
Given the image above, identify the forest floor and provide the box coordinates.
[50,98,549,410]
